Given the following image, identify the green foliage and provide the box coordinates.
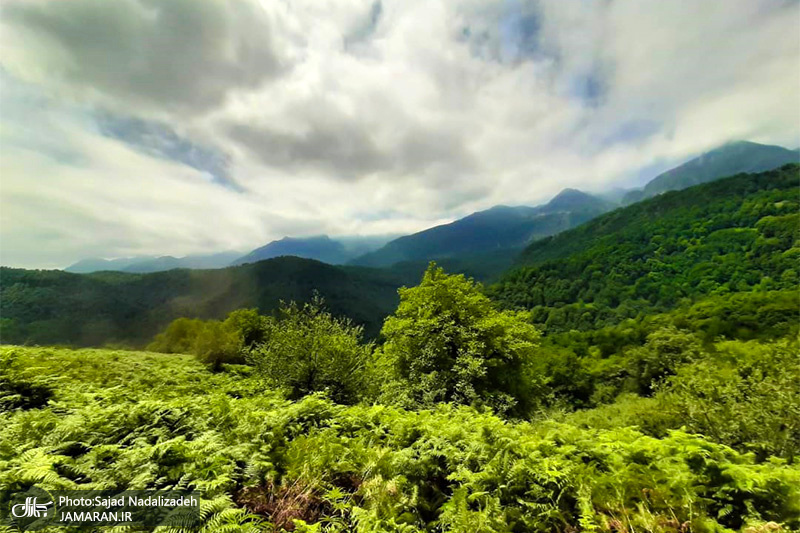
[225,308,271,349]
[1,346,798,533]
[0,256,412,347]
[147,317,207,354]
[625,327,702,395]
[0,349,54,411]
[250,297,373,404]
[657,339,800,463]
[560,338,800,465]
[491,165,800,330]
[194,319,245,371]
[377,264,542,416]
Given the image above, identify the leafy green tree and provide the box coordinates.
[625,326,702,395]
[249,297,372,404]
[193,321,243,371]
[377,264,541,415]
[223,308,270,349]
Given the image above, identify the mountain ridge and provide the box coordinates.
[350,188,615,268]
[622,141,798,204]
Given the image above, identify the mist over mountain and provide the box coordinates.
[622,141,799,204]
[65,252,243,274]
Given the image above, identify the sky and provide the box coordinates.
[1,0,798,269]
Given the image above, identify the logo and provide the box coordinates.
[11,497,52,518]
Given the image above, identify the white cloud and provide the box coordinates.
[1,0,798,268]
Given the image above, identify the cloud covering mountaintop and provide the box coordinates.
[1,0,798,268]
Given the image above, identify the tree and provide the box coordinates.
[146,317,206,354]
[223,308,271,349]
[626,326,702,395]
[249,297,372,404]
[377,263,541,416]
[193,321,243,371]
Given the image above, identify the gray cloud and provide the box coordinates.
[2,0,287,115]
[227,108,476,181]
[95,112,238,190]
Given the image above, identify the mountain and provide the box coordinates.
[232,235,393,266]
[490,164,799,330]
[0,257,418,347]
[124,252,243,273]
[65,252,242,274]
[351,189,615,268]
[65,256,156,273]
[622,141,799,204]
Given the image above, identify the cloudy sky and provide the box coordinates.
[1,0,798,268]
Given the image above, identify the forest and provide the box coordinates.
[1,165,799,532]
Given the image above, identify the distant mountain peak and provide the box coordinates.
[622,140,798,205]
[545,188,611,211]
[231,234,392,266]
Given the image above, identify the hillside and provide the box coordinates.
[352,189,614,268]
[491,164,799,328]
[622,141,798,204]
[0,257,413,347]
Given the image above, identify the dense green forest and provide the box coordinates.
[0,257,415,346]
[2,165,799,531]
[491,164,799,331]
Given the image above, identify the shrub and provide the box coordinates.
[149,309,273,370]
[249,297,372,404]
[146,317,206,354]
[625,326,702,395]
[194,321,244,371]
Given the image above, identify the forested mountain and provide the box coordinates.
[0,257,413,347]
[232,236,352,266]
[622,141,798,204]
[231,235,394,266]
[65,251,243,273]
[352,188,614,268]
[490,164,799,330]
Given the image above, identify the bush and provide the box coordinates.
[377,263,542,416]
[148,309,273,370]
[146,317,207,354]
[194,321,244,371]
[249,297,372,404]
